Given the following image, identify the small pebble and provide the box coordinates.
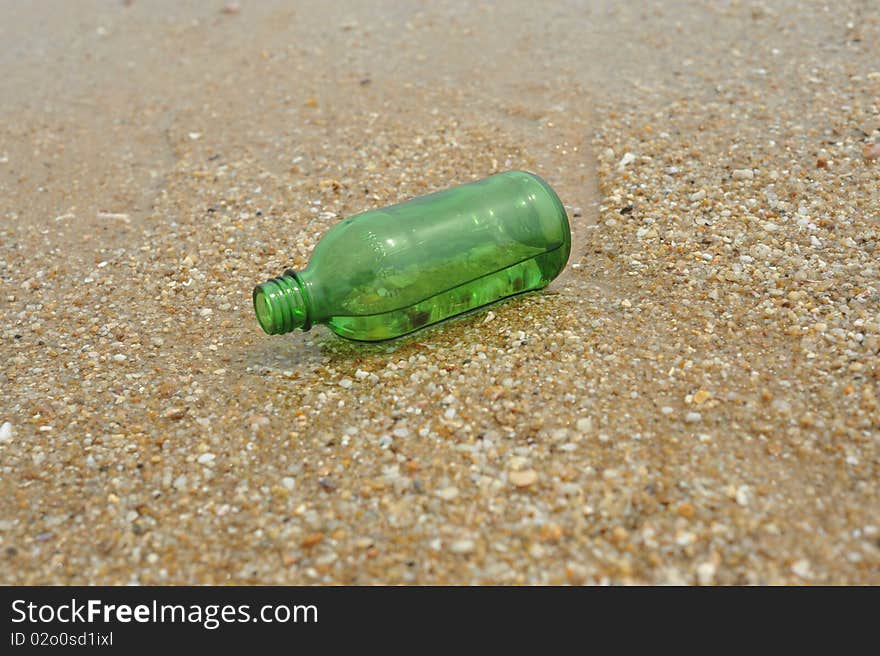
[791,559,812,578]
[576,417,592,431]
[449,539,475,554]
[509,469,538,487]
[301,533,324,548]
[435,486,459,500]
[317,477,336,491]
[696,561,717,585]
[164,407,187,420]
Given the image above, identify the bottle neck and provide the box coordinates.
[253,270,312,334]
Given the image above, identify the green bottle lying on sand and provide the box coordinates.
[253,170,571,341]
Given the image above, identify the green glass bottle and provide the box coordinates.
[253,170,571,341]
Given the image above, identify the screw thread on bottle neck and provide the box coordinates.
[253,270,311,335]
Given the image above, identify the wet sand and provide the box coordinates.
[1,1,877,583]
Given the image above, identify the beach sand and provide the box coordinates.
[1,0,877,583]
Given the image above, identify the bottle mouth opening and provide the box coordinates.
[253,286,276,334]
[253,273,309,335]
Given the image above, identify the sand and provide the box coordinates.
[0,1,877,584]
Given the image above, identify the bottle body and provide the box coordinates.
[254,170,570,341]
